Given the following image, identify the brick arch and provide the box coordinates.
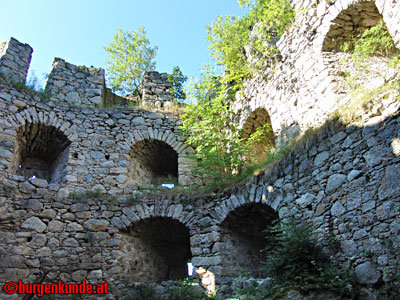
[113,201,196,282]
[115,201,195,231]
[241,107,276,161]
[214,198,279,277]
[5,108,76,183]
[126,128,195,185]
[126,128,188,155]
[319,0,399,52]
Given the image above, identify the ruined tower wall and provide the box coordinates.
[233,0,400,147]
[0,37,33,84]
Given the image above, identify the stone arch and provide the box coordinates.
[241,107,275,161]
[321,0,398,53]
[118,216,192,282]
[126,128,194,185]
[127,139,178,184]
[215,200,279,277]
[7,108,75,183]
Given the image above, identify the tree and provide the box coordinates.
[180,67,271,184]
[104,27,158,97]
[167,66,188,102]
[206,0,294,89]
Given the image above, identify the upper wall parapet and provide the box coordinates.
[45,57,105,107]
[0,37,32,84]
[142,71,174,108]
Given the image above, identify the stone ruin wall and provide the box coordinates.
[233,0,400,147]
[142,71,174,108]
[0,37,32,84]
[0,0,399,298]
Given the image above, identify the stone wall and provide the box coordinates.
[45,58,105,107]
[142,71,174,108]
[0,86,198,189]
[0,37,32,84]
[232,0,400,148]
[1,103,398,299]
[0,0,400,298]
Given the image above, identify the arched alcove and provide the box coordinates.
[218,203,279,277]
[127,139,178,185]
[322,1,396,54]
[241,108,275,162]
[13,123,71,183]
[119,217,192,282]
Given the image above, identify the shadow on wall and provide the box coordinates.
[118,217,192,282]
[127,139,178,185]
[12,123,71,183]
[241,107,276,162]
[218,203,279,278]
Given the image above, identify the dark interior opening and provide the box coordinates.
[14,123,71,183]
[122,217,192,282]
[219,203,279,277]
[127,139,178,185]
[241,108,275,162]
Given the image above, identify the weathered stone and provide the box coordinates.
[40,209,57,219]
[326,174,347,194]
[355,262,380,284]
[29,177,48,188]
[29,234,47,247]
[21,217,47,233]
[63,237,79,247]
[19,182,35,193]
[295,193,316,208]
[47,220,64,232]
[21,199,43,211]
[331,201,346,217]
[70,203,90,212]
[314,151,330,166]
[378,165,400,200]
[66,222,84,232]
[84,219,109,231]
[87,269,102,280]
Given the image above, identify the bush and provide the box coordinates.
[260,220,355,299]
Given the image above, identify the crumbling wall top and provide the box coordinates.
[0,37,32,84]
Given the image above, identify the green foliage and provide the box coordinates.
[260,220,354,299]
[10,71,50,101]
[118,279,220,300]
[180,67,273,186]
[206,0,294,88]
[168,66,188,102]
[166,278,220,300]
[105,27,158,97]
[342,20,399,65]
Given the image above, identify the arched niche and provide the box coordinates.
[241,107,275,162]
[13,123,71,183]
[127,139,178,185]
[322,1,396,54]
[218,203,279,277]
[119,217,192,282]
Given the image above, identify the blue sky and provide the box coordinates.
[0,0,246,88]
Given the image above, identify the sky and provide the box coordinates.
[0,0,246,89]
